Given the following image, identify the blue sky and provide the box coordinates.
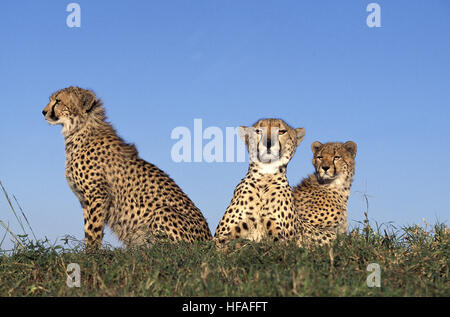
[0,1,449,248]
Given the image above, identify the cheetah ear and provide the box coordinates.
[295,128,305,146]
[311,141,323,154]
[81,90,97,113]
[238,126,249,142]
[343,141,357,158]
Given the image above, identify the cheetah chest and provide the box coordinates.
[238,182,294,241]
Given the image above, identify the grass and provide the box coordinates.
[0,182,448,297]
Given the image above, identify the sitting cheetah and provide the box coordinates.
[214,119,302,244]
[293,141,357,235]
[42,86,212,248]
[214,118,334,247]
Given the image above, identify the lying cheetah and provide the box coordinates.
[293,141,357,235]
[42,86,212,248]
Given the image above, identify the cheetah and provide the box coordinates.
[214,118,306,245]
[42,86,212,248]
[293,141,357,235]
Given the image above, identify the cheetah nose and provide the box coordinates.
[322,166,330,172]
[42,110,47,116]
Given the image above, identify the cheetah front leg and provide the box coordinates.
[82,193,110,250]
[214,207,250,247]
[263,191,297,242]
[262,215,288,242]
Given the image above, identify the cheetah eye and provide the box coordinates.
[279,130,287,135]
[255,129,262,135]
[334,156,341,160]
[317,156,323,160]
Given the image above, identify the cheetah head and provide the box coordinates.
[239,118,305,173]
[311,141,357,184]
[42,86,103,136]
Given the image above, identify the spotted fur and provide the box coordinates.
[214,118,305,244]
[42,86,212,248]
[293,141,357,235]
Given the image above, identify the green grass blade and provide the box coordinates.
[13,194,37,241]
[0,219,24,249]
[0,180,27,236]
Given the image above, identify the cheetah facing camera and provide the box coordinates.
[293,141,357,235]
[42,86,212,248]
[214,118,305,245]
